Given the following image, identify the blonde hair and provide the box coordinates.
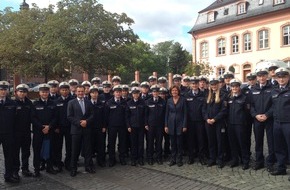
[207,86,221,104]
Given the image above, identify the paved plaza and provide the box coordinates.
[0,136,290,189]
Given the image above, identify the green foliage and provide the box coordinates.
[229,65,235,73]
[184,62,213,77]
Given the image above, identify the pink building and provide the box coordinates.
[188,0,290,81]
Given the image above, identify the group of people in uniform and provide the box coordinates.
[1,63,290,183]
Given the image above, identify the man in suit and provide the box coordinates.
[67,85,94,177]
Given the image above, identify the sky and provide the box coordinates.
[0,0,214,52]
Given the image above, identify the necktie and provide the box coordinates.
[116,99,120,104]
[154,98,157,102]
[93,101,96,105]
[79,99,85,114]
[227,86,230,91]
[280,87,284,91]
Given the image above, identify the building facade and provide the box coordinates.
[188,0,290,81]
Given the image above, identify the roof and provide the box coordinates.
[189,0,290,33]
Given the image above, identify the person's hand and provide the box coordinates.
[102,128,106,133]
[165,127,169,134]
[54,128,60,133]
[255,115,264,122]
[42,125,49,134]
[145,125,149,131]
[128,127,132,133]
[182,128,187,133]
[80,120,87,128]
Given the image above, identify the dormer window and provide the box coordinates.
[237,2,246,15]
[274,0,285,5]
[207,12,215,23]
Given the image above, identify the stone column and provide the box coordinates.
[135,71,140,82]
[168,73,173,88]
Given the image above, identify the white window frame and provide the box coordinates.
[244,33,251,51]
[274,0,285,5]
[218,67,225,76]
[237,3,246,15]
[207,12,215,23]
[258,30,269,49]
[217,39,226,55]
[201,42,208,58]
[283,25,290,46]
[232,36,239,53]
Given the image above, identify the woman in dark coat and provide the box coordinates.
[165,85,187,167]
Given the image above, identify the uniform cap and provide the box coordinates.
[91,77,101,84]
[199,75,208,81]
[16,83,29,92]
[275,67,290,76]
[130,80,140,87]
[68,79,79,85]
[89,85,99,92]
[122,85,129,91]
[102,80,112,88]
[112,76,121,82]
[173,74,182,80]
[182,76,191,82]
[256,68,268,76]
[140,81,150,88]
[246,72,257,80]
[150,84,160,92]
[59,82,70,89]
[158,76,167,83]
[38,83,50,91]
[113,85,122,91]
[223,71,234,79]
[190,76,200,83]
[230,78,242,86]
[268,63,279,70]
[131,87,140,93]
[209,78,219,85]
[81,81,91,87]
[47,80,59,87]
[218,76,224,82]
[148,75,157,81]
[159,87,168,93]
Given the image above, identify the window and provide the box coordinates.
[283,25,290,46]
[232,36,239,53]
[243,33,251,51]
[274,0,285,5]
[218,67,225,76]
[258,30,269,49]
[208,12,215,23]
[237,3,246,14]
[285,60,290,67]
[217,38,226,55]
[259,0,264,5]
[201,42,208,58]
[224,8,229,15]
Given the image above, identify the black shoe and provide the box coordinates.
[85,168,96,173]
[109,161,116,167]
[120,160,127,166]
[22,169,33,177]
[199,158,207,165]
[131,161,136,166]
[5,177,19,183]
[288,176,290,181]
[187,158,194,165]
[46,168,58,175]
[55,166,62,173]
[168,161,176,166]
[270,170,286,176]
[12,172,20,181]
[252,163,264,170]
[207,160,216,167]
[148,160,153,165]
[70,170,77,177]
[218,162,224,168]
[229,160,239,168]
[138,160,144,166]
[98,162,106,167]
[266,165,274,172]
[177,162,183,167]
[156,160,163,165]
[32,171,41,178]
[242,163,249,170]
[40,163,46,171]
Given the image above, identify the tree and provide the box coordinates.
[168,42,191,74]
[184,62,213,76]
[229,65,235,73]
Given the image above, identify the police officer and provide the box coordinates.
[218,76,225,89]
[126,87,146,166]
[122,85,131,101]
[13,84,33,178]
[202,78,227,168]
[0,81,18,183]
[112,76,121,87]
[145,85,166,165]
[91,77,101,86]
[270,68,290,176]
[53,82,73,171]
[185,76,207,165]
[250,68,275,171]
[182,76,191,94]
[148,75,157,87]
[47,80,60,100]
[130,80,140,87]
[227,78,251,170]
[82,81,91,100]
[221,71,234,95]
[268,63,279,86]
[105,85,127,167]
[89,85,106,167]
[99,81,113,104]
[199,75,209,94]
[68,79,79,98]
[158,77,168,88]
[140,81,151,100]
[31,83,57,177]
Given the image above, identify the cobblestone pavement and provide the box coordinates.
[0,134,290,189]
